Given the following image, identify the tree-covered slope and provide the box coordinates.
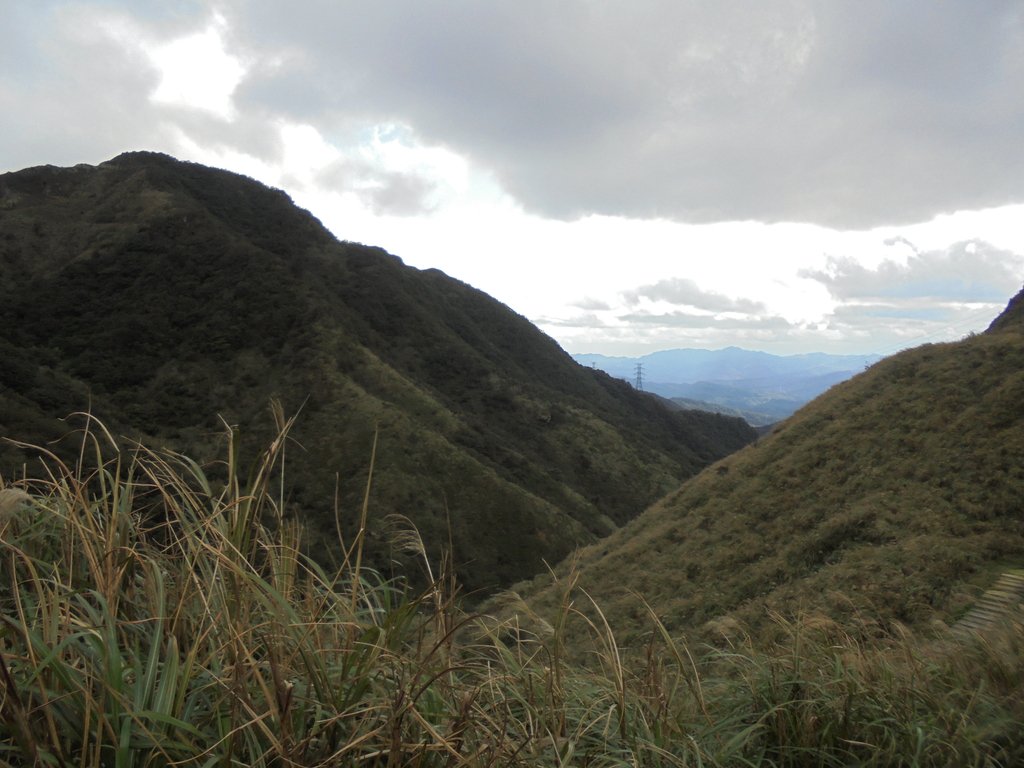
[0,152,755,592]
[517,292,1024,645]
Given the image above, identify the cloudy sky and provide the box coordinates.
[4,1,1024,356]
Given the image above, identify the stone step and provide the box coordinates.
[951,569,1024,638]
[973,597,1023,612]
[988,582,1024,595]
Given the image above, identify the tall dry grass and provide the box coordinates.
[1,413,1022,766]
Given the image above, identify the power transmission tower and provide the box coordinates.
[634,362,644,391]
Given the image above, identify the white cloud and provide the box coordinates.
[804,241,1024,302]
[623,278,767,314]
[148,14,246,119]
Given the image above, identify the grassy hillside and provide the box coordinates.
[0,152,755,593]
[516,293,1024,649]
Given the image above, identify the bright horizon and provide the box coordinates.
[4,2,1023,357]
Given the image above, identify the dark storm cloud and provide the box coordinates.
[624,278,766,314]
[5,2,1024,229]
[219,0,1024,228]
[803,241,1024,303]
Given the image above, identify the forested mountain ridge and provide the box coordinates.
[0,151,756,592]
[518,288,1024,646]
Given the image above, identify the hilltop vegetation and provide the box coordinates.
[0,152,755,593]
[518,294,1024,650]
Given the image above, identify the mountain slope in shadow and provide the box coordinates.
[0,152,756,593]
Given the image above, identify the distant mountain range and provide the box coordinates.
[0,152,756,594]
[574,348,883,424]
[521,286,1024,647]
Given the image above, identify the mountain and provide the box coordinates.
[0,152,756,593]
[519,290,1024,647]
[575,348,882,423]
[987,283,1024,333]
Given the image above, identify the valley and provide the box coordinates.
[2,153,1023,766]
